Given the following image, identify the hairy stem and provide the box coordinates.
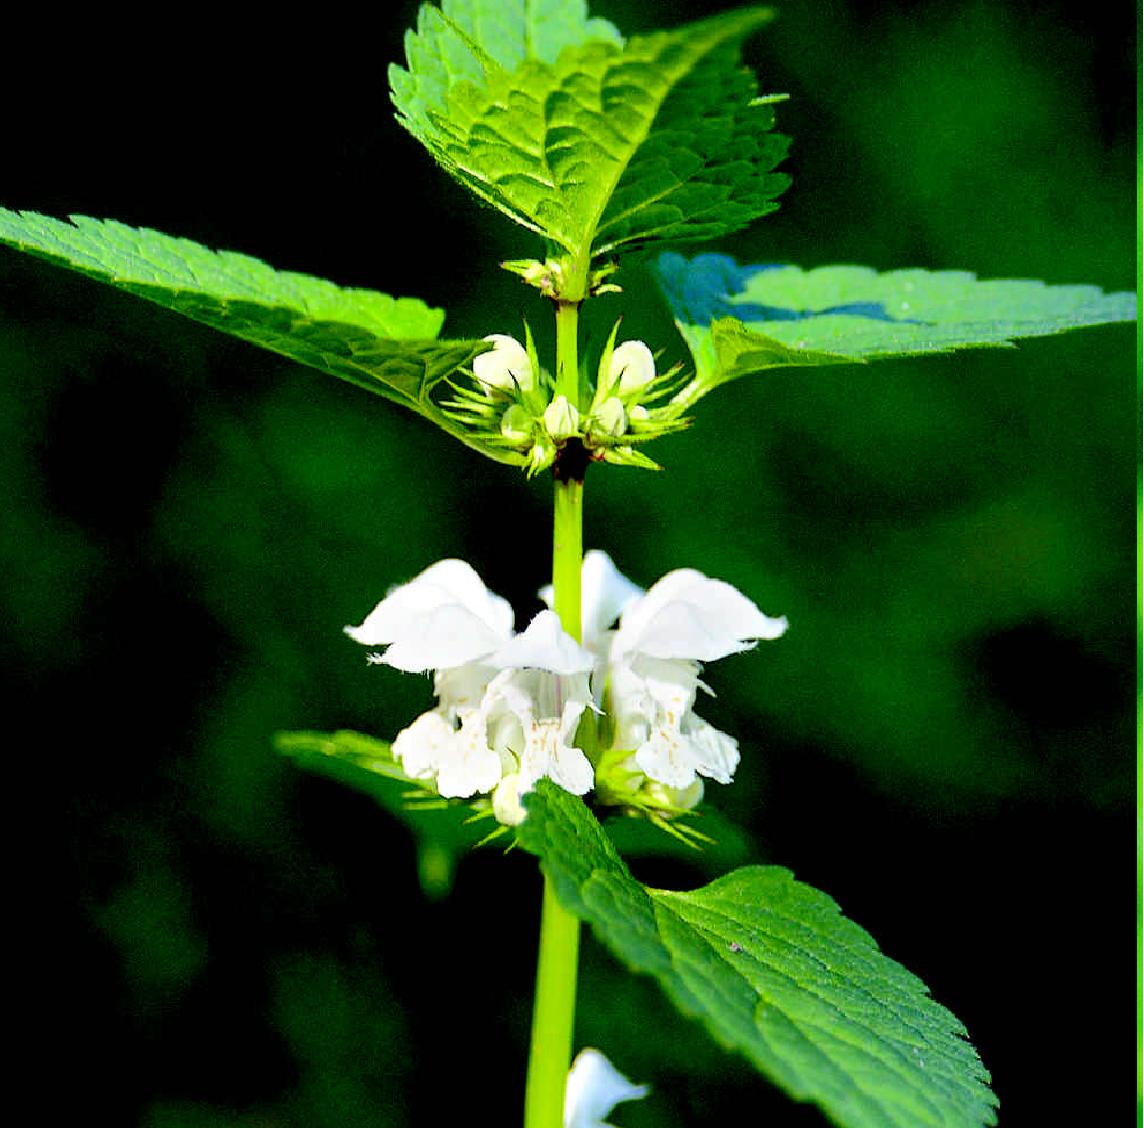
[523,300,584,1128]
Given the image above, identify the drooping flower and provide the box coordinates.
[544,551,788,801]
[346,560,594,816]
[564,1048,649,1128]
[610,564,787,792]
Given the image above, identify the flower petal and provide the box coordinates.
[564,1048,649,1128]
[345,559,513,672]
[634,725,700,789]
[391,710,454,780]
[436,709,504,798]
[517,697,594,795]
[616,568,787,661]
[581,551,644,642]
[491,610,595,674]
[684,715,740,784]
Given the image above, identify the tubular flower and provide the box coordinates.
[543,551,788,808]
[346,560,594,819]
[564,1048,649,1128]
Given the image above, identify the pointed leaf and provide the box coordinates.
[275,729,495,897]
[654,251,1136,404]
[519,782,997,1128]
[392,5,789,273]
[0,208,500,449]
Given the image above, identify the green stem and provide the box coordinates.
[523,300,585,1128]
[551,476,583,640]
[554,298,582,410]
[524,863,582,1128]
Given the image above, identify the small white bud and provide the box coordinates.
[591,396,627,438]
[544,394,580,440]
[492,773,528,826]
[474,334,534,393]
[610,340,656,396]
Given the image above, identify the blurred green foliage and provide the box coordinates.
[2,1,1133,1124]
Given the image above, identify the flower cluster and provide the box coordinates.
[346,553,787,825]
[442,329,689,474]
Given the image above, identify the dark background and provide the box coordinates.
[2,2,1136,1124]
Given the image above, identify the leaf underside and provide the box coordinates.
[275,730,494,896]
[653,251,1137,400]
[392,3,790,264]
[0,208,492,444]
[519,782,998,1128]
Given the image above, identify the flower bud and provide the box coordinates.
[610,340,656,396]
[474,334,534,393]
[591,396,628,438]
[543,394,580,440]
[500,403,534,442]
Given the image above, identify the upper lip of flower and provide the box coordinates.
[541,549,789,659]
[344,558,515,672]
[346,559,596,677]
[490,609,596,675]
[613,566,789,661]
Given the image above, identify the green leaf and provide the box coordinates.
[519,782,998,1128]
[390,0,622,141]
[654,251,1136,404]
[0,209,506,458]
[392,5,789,285]
[274,729,497,898]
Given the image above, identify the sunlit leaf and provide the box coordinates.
[654,251,1136,405]
[520,782,998,1128]
[392,4,789,275]
[390,0,622,141]
[0,209,505,457]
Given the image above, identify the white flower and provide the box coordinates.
[590,396,627,438]
[545,552,787,793]
[564,1048,649,1128]
[613,567,788,662]
[473,333,535,392]
[347,562,594,811]
[611,567,786,790]
[348,553,786,816]
[457,610,596,815]
[344,558,512,672]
